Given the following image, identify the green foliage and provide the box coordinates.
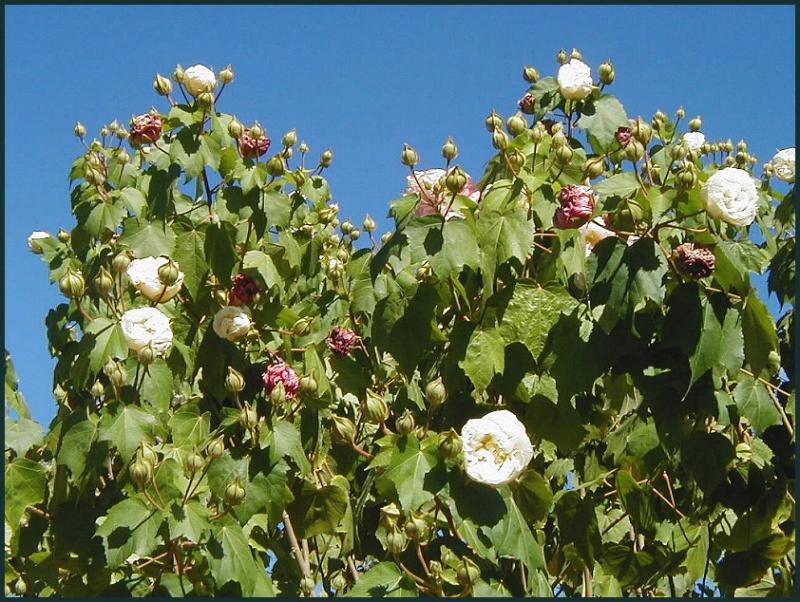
[5,54,794,598]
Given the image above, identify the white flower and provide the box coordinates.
[212,306,252,341]
[126,256,184,303]
[557,59,593,101]
[406,169,447,198]
[460,410,533,487]
[682,132,706,152]
[772,148,795,183]
[701,167,759,226]
[120,307,173,355]
[27,231,50,254]
[579,217,614,256]
[183,64,217,97]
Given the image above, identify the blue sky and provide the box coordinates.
[4,5,795,426]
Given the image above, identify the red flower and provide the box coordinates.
[326,326,359,357]
[672,242,716,278]
[129,112,163,146]
[553,185,594,229]
[615,127,632,147]
[239,128,270,158]
[262,361,299,399]
[517,93,536,115]
[228,273,259,306]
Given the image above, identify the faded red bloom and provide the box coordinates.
[615,127,632,147]
[262,361,299,399]
[672,242,716,278]
[553,185,594,229]
[517,93,536,115]
[326,326,360,357]
[228,273,259,306]
[129,112,163,146]
[239,128,271,158]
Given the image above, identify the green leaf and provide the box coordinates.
[4,458,46,529]
[85,200,127,238]
[577,95,629,151]
[4,352,30,419]
[733,376,782,433]
[498,284,578,361]
[377,435,440,510]
[84,317,128,373]
[168,500,210,544]
[98,404,156,462]
[262,190,293,228]
[594,172,640,201]
[243,250,281,293]
[742,290,779,375]
[555,490,602,565]
[477,206,533,293]
[139,360,174,412]
[615,470,655,532]
[429,220,480,280]
[168,403,210,448]
[208,520,262,596]
[681,431,734,494]
[172,223,208,299]
[96,496,163,568]
[119,218,176,258]
[4,417,44,456]
[204,222,238,285]
[345,561,404,597]
[264,420,311,476]
[514,469,554,523]
[526,76,561,118]
[289,482,349,538]
[524,396,587,454]
[119,187,147,217]
[57,414,99,477]
[459,327,505,392]
[489,488,545,572]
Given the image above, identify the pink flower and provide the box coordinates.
[239,128,271,158]
[228,273,259,306]
[615,127,632,147]
[553,185,594,229]
[129,112,163,147]
[326,326,360,357]
[518,93,536,115]
[406,169,481,220]
[262,361,299,399]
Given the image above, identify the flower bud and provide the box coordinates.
[299,375,318,396]
[556,49,568,65]
[624,139,645,162]
[112,250,133,273]
[157,257,180,286]
[185,451,205,473]
[724,156,736,167]
[320,148,334,168]
[172,64,185,83]
[428,560,443,584]
[137,343,157,366]
[100,126,110,138]
[197,91,214,110]
[266,155,286,177]
[137,442,157,467]
[228,117,244,139]
[107,360,128,389]
[735,151,747,165]
[386,527,408,554]
[598,61,615,85]
[506,112,527,137]
[724,139,734,153]
[508,149,526,172]
[219,64,234,85]
[14,581,27,596]
[153,73,172,96]
[425,376,446,408]
[130,456,153,486]
[380,502,402,528]
[282,129,297,148]
[676,107,686,120]
[670,144,688,161]
[224,479,246,506]
[349,228,361,241]
[492,128,509,151]
[116,148,131,164]
[438,428,463,459]
[530,122,545,144]
[239,404,259,430]
[54,383,68,404]
[74,121,86,138]
[381,232,392,245]
[116,127,129,141]
[445,166,468,195]
[90,379,105,398]
[362,389,390,424]
[569,48,583,61]
[688,117,702,132]
[396,410,415,436]
[340,220,354,235]
[523,65,539,83]
[441,136,458,161]
[456,557,481,588]
[485,110,503,132]
[585,155,606,179]
[332,415,357,445]
[207,436,225,460]
[269,381,287,405]
[59,268,85,299]
[552,130,568,149]
[224,366,246,394]
[362,214,377,233]
[555,144,574,165]
[400,143,418,167]
[404,514,428,540]
[53,228,70,245]
[631,117,652,145]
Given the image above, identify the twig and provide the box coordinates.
[282,511,312,580]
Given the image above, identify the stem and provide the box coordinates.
[282,510,312,580]
[582,565,593,598]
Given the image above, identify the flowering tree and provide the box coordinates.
[5,51,796,597]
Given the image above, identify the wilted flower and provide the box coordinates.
[460,410,533,487]
[120,307,173,356]
[326,326,360,357]
[129,112,163,147]
[228,273,259,305]
[553,184,595,229]
[262,361,299,400]
[771,148,795,183]
[212,306,252,341]
[701,167,759,226]
[183,64,217,97]
[672,242,716,279]
[615,127,632,147]
[517,93,536,115]
[682,131,706,152]
[126,257,184,303]
[557,59,593,101]
[239,128,271,158]
[27,231,50,254]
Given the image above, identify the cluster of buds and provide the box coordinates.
[553,185,595,229]
[103,358,128,390]
[326,326,360,358]
[676,160,698,189]
[228,273,259,306]
[129,111,162,147]
[672,242,716,279]
[130,443,159,487]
